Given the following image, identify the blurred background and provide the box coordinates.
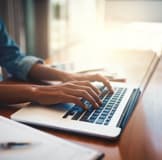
[1,0,162,72]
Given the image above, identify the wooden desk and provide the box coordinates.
[0,52,162,160]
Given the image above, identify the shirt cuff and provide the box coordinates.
[16,56,44,81]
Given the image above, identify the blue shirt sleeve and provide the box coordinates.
[0,19,43,81]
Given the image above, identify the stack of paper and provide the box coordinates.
[0,116,104,160]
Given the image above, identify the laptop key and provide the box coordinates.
[72,109,84,120]
[87,119,95,123]
[70,87,127,127]
[96,118,104,124]
[63,108,77,118]
[80,107,94,121]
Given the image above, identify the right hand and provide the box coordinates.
[32,81,102,110]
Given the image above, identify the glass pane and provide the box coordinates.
[49,0,104,53]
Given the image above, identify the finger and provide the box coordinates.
[60,94,88,110]
[41,91,88,110]
[39,82,102,107]
[65,84,102,106]
[62,82,101,99]
[89,74,114,93]
[63,88,100,108]
[77,86,102,106]
[39,83,101,106]
[73,81,101,95]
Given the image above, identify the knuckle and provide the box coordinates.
[66,83,72,87]
[81,90,88,95]
[57,90,65,95]
[86,87,93,93]
[95,73,101,77]
[74,98,82,105]
[84,80,90,85]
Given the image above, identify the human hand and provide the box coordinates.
[32,81,103,110]
[62,73,114,94]
[28,64,114,93]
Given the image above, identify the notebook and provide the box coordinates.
[0,116,104,160]
[11,82,141,140]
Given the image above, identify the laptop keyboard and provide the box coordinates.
[63,86,127,126]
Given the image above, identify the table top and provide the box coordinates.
[0,51,162,160]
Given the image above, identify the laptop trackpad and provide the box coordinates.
[11,103,74,123]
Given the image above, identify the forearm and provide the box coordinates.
[28,63,71,82]
[0,85,35,104]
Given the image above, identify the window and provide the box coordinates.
[49,0,105,58]
[48,0,162,70]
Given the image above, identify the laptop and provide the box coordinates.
[11,82,141,140]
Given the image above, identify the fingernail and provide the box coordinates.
[110,88,114,93]
[98,90,101,95]
[84,105,88,110]
[99,100,102,105]
[97,99,102,105]
[95,103,100,108]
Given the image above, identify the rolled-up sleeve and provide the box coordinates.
[6,55,43,81]
[0,19,43,81]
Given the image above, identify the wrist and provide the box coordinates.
[54,70,74,82]
[26,86,38,102]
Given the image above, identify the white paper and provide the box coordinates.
[0,116,103,160]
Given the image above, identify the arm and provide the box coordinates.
[28,63,72,82]
[28,63,114,93]
[0,19,113,91]
[0,82,101,110]
[0,84,35,104]
[0,19,112,109]
[0,19,43,81]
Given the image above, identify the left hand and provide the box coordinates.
[62,73,114,93]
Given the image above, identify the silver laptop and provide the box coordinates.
[11,82,140,140]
